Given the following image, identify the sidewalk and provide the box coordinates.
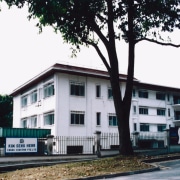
[0,154,97,172]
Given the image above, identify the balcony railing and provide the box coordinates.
[139,132,165,140]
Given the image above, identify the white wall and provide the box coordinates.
[12,71,179,137]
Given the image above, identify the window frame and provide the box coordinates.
[108,113,117,126]
[133,106,136,114]
[157,124,166,132]
[96,112,101,126]
[140,123,149,132]
[21,118,27,128]
[43,83,54,98]
[132,89,136,97]
[96,85,101,98]
[139,107,148,115]
[70,81,85,97]
[21,95,28,108]
[156,92,165,100]
[31,116,37,128]
[138,90,148,98]
[108,87,113,99]
[44,112,54,126]
[30,90,37,104]
[70,111,85,125]
[157,109,166,116]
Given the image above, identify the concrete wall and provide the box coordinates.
[12,71,179,137]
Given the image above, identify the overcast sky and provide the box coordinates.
[0,2,180,95]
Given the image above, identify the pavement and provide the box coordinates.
[0,154,98,172]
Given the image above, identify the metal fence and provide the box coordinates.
[40,132,168,155]
[100,133,119,150]
[51,136,95,155]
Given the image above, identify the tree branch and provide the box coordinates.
[84,40,111,73]
[136,38,180,47]
[90,21,109,49]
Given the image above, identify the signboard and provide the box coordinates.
[6,138,37,153]
[170,127,180,145]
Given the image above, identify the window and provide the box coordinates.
[21,118,27,128]
[44,83,54,98]
[30,90,37,104]
[96,85,101,98]
[140,124,149,132]
[138,91,148,98]
[156,92,165,100]
[139,107,148,115]
[96,112,101,126]
[157,109,166,116]
[44,112,54,125]
[134,123,137,131]
[173,96,180,104]
[167,94,170,101]
[108,87,113,99]
[158,124,166,132]
[21,95,28,107]
[70,81,85,96]
[132,89,136,97]
[108,113,117,126]
[31,116,37,128]
[168,108,171,117]
[133,106,136,114]
[71,111,85,125]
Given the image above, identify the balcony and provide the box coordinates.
[172,97,180,110]
[138,132,165,141]
[174,115,180,121]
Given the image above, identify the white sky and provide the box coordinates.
[0,2,180,95]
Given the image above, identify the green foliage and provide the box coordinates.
[2,0,180,48]
[0,95,13,127]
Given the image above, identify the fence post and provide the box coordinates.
[47,135,54,155]
[94,131,101,157]
[132,132,139,148]
[165,129,170,153]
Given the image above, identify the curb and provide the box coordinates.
[143,155,180,163]
[72,165,160,180]
[0,158,98,172]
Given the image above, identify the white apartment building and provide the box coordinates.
[10,63,180,140]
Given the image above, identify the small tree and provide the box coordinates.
[2,0,180,155]
[0,95,13,127]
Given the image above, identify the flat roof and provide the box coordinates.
[10,63,180,96]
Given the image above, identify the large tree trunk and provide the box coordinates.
[109,70,134,155]
[107,0,135,155]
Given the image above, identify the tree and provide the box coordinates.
[2,0,180,155]
[0,95,13,127]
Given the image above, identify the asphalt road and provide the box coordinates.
[106,159,180,180]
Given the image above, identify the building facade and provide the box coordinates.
[10,64,180,141]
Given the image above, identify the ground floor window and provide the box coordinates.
[157,124,166,132]
[31,116,37,128]
[21,118,27,128]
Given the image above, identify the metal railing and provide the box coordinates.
[45,132,167,155]
[51,136,95,155]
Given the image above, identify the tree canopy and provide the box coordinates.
[2,0,180,155]
[0,95,13,127]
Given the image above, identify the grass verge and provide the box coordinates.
[0,155,153,180]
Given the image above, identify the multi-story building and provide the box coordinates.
[10,63,180,143]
